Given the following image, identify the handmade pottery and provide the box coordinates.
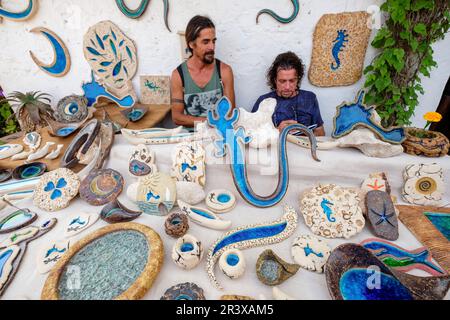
[12,162,47,180]
[365,190,399,240]
[218,249,246,280]
[325,243,450,300]
[0,176,41,197]
[64,212,99,238]
[36,240,71,274]
[45,144,64,160]
[120,105,148,122]
[291,235,331,273]
[164,211,189,238]
[33,168,81,212]
[23,132,41,150]
[122,126,183,140]
[26,142,55,162]
[256,249,299,286]
[79,169,124,206]
[402,163,444,206]
[272,287,295,300]
[206,205,298,290]
[0,144,23,160]
[402,127,450,157]
[100,199,142,224]
[0,209,37,234]
[177,200,232,230]
[205,189,236,213]
[176,181,205,205]
[160,282,206,300]
[171,234,203,270]
[171,141,206,186]
[54,95,89,123]
[129,144,156,177]
[287,135,340,150]
[360,238,446,276]
[361,172,391,194]
[0,169,12,183]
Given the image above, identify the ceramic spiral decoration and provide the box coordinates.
[218,249,246,280]
[79,169,124,206]
[256,0,299,24]
[402,163,444,206]
[171,234,203,270]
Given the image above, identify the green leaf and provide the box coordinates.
[413,23,427,36]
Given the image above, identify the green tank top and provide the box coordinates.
[178,60,223,117]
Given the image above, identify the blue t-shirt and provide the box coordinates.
[252,90,324,128]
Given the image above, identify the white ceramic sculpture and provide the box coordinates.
[171,234,203,270]
[218,248,246,280]
[45,144,64,160]
[205,189,236,213]
[26,142,55,162]
[171,141,206,186]
[177,200,232,230]
[0,144,23,160]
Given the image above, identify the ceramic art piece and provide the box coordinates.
[0,144,23,160]
[26,141,54,162]
[129,144,156,177]
[121,126,195,145]
[325,243,450,300]
[64,212,99,238]
[79,169,124,206]
[208,97,319,208]
[160,282,205,300]
[402,163,444,206]
[100,199,142,224]
[36,239,70,274]
[11,132,42,160]
[171,234,203,270]
[360,238,446,276]
[165,211,189,238]
[177,200,231,231]
[176,181,205,205]
[365,190,398,240]
[205,189,236,214]
[206,205,298,290]
[287,135,340,150]
[54,95,89,123]
[41,223,164,300]
[361,172,391,194]
[47,107,95,138]
[120,105,148,122]
[140,75,170,105]
[29,27,71,77]
[256,249,299,286]
[398,205,450,274]
[402,127,450,157]
[256,0,299,24]
[0,0,37,22]
[171,141,206,186]
[45,144,64,160]
[300,184,365,239]
[309,12,372,87]
[12,162,47,180]
[33,168,80,212]
[291,234,331,273]
[115,0,171,32]
[218,248,246,280]
[0,169,12,183]
[0,208,37,234]
[0,176,41,197]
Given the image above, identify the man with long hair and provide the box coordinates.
[171,15,235,128]
[252,51,325,136]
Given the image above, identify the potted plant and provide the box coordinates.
[0,91,54,133]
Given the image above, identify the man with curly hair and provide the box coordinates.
[252,51,325,136]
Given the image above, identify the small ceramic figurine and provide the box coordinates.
[45,144,64,160]
[171,234,203,270]
[177,200,232,230]
[26,142,55,162]
[218,248,246,280]
[205,189,236,213]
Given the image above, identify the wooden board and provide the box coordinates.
[398,205,450,274]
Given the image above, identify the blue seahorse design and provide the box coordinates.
[208,97,319,208]
[304,244,323,258]
[69,217,86,226]
[256,0,299,24]
[321,198,336,222]
[45,245,67,258]
[146,192,161,201]
[181,163,197,173]
[331,29,349,71]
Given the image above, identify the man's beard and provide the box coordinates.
[203,52,215,64]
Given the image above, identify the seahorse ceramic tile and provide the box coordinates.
[64,212,99,238]
[299,184,365,239]
[36,239,70,274]
[140,76,170,105]
[291,235,331,273]
[171,141,206,186]
[402,163,444,206]
[308,11,372,87]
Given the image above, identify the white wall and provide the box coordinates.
[1,0,449,133]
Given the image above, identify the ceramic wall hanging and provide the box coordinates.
[129,144,156,177]
[402,127,450,157]
[171,141,206,186]
[0,208,37,234]
[309,11,371,87]
[398,205,450,273]
[208,97,319,208]
[171,234,203,270]
[54,95,89,123]
[176,181,205,205]
[120,105,148,122]
[127,172,176,216]
[45,144,64,160]
[115,0,171,32]
[360,238,446,276]
[218,248,246,280]
[12,162,47,180]
[365,190,399,240]
[177,200,232,230]
[0,218,57,297]
[332,91,405,144]
[160,282,205,300]
[36,239,71,274]
[79,169,124,206]
[236,98,279,149]
[256,249,299,286]
[26,141,54,162]
[300,184,365,239]
[256,0,299,24]
[100,199,142,224]
[325,243,450,300]
[121,126,195,145]
[206,205,298,290]
[0,0,37,22]
[41,223,163,300]
[165,211,189,238]
[64,212,99,238]
[29,27,71,77]
[291,234,331,273]
[205,189,236,214]
[0,144,23,160]
[402,163,444,206]
[140,75,171,105]
[0,169,12,183]
[33,168,80,212]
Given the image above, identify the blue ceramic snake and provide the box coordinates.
[207,97,320,208]
[256,0,300,24]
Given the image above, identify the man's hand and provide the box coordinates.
[278,120,298,132]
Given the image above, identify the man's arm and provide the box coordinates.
[313,126,325,136]
[221,62,236,108]
[171,69,206,127]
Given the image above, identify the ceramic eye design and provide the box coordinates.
[218,248,246,280]
[205,189,236,213]
[171,234,203,270]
